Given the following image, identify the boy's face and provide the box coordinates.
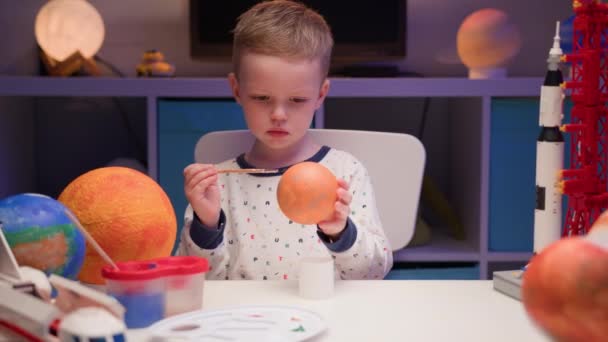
[228,52,330,151]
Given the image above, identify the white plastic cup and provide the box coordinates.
[298,257,335,299]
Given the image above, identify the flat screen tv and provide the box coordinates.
[190,1,407,72]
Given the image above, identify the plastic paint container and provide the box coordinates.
[102,256,209,328]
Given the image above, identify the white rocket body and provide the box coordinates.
[534,86,564,253]
[534,22,565,254]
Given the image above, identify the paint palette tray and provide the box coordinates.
[148,305,327,342]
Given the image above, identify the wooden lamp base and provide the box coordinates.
[40,49,100,77]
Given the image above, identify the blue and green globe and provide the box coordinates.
[0,193,85,279]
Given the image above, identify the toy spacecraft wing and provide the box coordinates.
[49,274,126,320]
[0,286,61,341]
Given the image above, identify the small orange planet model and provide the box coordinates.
[456,8,521,79]
[277,162,338,225]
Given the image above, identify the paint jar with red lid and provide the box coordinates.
[102,256,208,328]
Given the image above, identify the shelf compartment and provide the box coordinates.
[394,230,479,262]
[157,98,247,252]
[386,262,480,280]
[486,252,533,262]
[488,98,573,252]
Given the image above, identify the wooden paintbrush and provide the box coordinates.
[64,209,120,270]
[217,168,279,174]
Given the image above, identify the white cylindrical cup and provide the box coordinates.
[298,257,334,299]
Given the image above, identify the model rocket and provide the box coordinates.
[534,22,565,254]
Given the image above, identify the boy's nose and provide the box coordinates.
[270,105,288,121]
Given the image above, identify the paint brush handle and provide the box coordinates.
[64,209,119,270]
[217,168,279,174]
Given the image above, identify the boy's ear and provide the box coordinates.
[315,78,330,109]
[228,72,241,104]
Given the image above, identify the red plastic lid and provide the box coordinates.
[101,256,209,281]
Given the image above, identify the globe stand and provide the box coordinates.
[468,66,507,79]
[39,49,100,77]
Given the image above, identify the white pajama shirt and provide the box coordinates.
[177,146,393,280]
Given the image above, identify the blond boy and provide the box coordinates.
[178,0,393,280]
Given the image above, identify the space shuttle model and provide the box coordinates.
[534,22,565,254]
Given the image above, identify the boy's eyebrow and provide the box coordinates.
[247,93,311,99]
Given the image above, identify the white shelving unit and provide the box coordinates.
[0,76,542,279]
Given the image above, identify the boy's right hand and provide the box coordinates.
[184,163,221,228]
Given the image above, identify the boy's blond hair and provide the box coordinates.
[232,0,334,78]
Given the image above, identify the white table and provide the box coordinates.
[128,280,550,342]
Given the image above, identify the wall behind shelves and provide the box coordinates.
[1,1,572,78]
[0,1,39,198]
[0,98,36,199]
[32,97,147,198]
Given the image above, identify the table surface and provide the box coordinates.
[127,279,550,342]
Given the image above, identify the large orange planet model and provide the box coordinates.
[58,166,177,284]
[277,162,337,225]
[522,213,608,342]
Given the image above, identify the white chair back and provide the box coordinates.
[195,129,426,251]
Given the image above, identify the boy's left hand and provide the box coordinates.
[317,178,352,240]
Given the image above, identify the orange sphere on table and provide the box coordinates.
[277,162,338,225]
[521,214,608,342]
[58,166,177,284]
